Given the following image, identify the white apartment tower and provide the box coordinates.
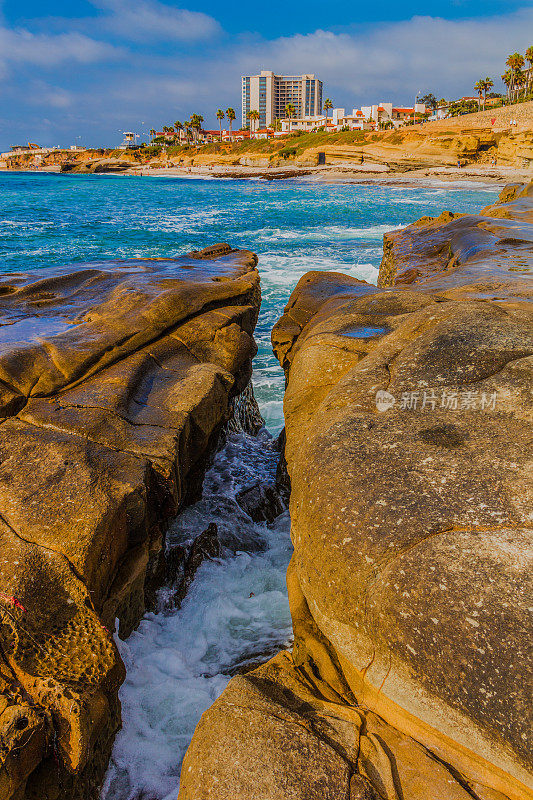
[241,70,323,128]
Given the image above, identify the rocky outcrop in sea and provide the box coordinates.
[0,245,260,799]
[180,184,533,800]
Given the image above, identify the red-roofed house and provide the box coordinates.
[360,102,426,128]
[252,127,274,139]
[280,107,372,133]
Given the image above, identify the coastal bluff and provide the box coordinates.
[0,245,260,800]
[180,185,533,800]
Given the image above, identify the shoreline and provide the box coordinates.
[124,162,532,187]
[3,162,531,188]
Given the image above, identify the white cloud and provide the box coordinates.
[123,6,532,126]
[28,82,74,109]
[232,7,533,101]
[0,27,121,68]
[92,7,533,133]
[93,0,221,42]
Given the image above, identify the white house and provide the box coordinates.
[279,102,427,134]
[280,107,372,133]
[360,102,427,127]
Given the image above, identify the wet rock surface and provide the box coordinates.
[172,523,220,607]
[235,482,286,523]
[227,381,264,436]
[0,244,260,800]
[180,186,533,800]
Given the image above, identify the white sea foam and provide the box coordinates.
[101,432,293,800]
[249,222,401,243]
[256,254,380,288]
[140,209,225,233]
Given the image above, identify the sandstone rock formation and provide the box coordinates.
[296,127,533,170]
[0,244,260,800]
[60,159,133,174]
[180,186,533,800]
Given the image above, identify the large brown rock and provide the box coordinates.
[0,244,260,799]
[60,158,133,173]
[180,188,533,800]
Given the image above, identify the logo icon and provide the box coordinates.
[375,390,396,413]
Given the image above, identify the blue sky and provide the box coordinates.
[0,0,531,149]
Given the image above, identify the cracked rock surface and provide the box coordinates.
[180,186,532,800]
[0,244,260,800]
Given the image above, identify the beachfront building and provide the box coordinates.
[360,102,427,127]
[241,70,323,129]
[279,102,427,134]
[252,128,275,139]
[154,130,185,143]
[280,107,372,133]
[202,129,251,143]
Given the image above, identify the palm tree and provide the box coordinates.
[216,109,225,141]
[149,128,156,142]
[189,115,197,143]
[501,71,513,103]
[506,53,525,102]
[247,109,261,134]
[284,103,296,132]
[323,98,333,128]
[174,121,182,142]
[226,107,236,141]
[514,70,526,101]
[525,46,533,95]
[189,114,204,143]
[474,80,483,109]
[481,78,493,109]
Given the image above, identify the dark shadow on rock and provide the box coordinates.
[172,523,220,607]
[235,482,286,523]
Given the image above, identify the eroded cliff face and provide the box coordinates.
[179,187,532,800]
[295,128,533,170]
[0,245,260,800]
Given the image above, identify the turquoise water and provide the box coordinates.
[0,172,498,800]
[0,171,497,431]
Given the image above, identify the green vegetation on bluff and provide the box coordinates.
[169,129,368,159]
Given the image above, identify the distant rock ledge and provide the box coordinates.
[180,185,533,800]
[0,245,260,800]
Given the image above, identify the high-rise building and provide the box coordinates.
[241,71,323,128]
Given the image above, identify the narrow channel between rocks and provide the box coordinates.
[101,389,293,800]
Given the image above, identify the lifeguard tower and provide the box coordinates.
[120,132,138,149]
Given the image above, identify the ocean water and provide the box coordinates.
[0,172,497,799]
[0,172,496,430]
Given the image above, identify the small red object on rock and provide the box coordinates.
[0,593,27,613]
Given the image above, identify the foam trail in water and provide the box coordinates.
[101,431,293,800]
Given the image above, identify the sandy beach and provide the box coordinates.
[123,161,532,188]
[3,162,531,190]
